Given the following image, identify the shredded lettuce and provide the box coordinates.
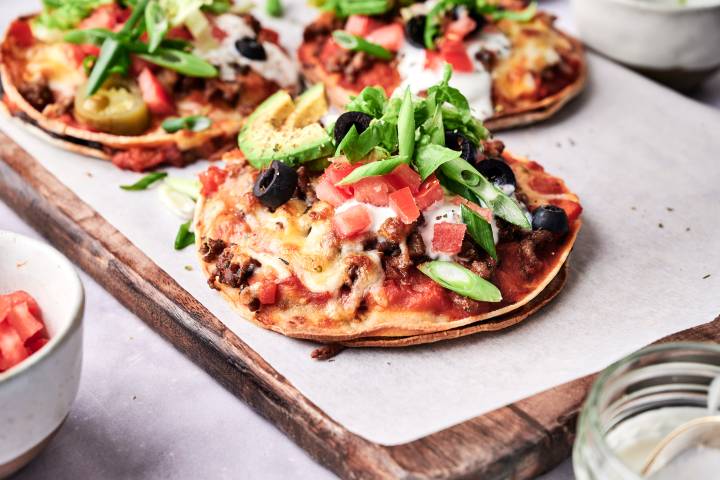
[34,0,112,32]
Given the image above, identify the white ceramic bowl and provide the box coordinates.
[0,231,83,478]
[572,0,720,90]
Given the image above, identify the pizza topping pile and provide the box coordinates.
[209,66,579,308]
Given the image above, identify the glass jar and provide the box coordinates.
[573,342,720,480]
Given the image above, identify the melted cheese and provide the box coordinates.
[24,43,85,98]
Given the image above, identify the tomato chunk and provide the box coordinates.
[432,222,466,254]
[333,204,372,238]
[453,197,493,222]
[344,15,382,36]
[199,166,228,196]
[138,68,175,116]
[324,162,360,195]
[0,322,27,372]
[365,23,405,52]
[8,20,34,48]
[529,175,565,194]
[550,199,583,225]
[389,187,420,224]
[7,302,44,342]
[316,176,352,206]
[353,177,392,206]
[439,40,474,73]
[414,175,444,211]
[78,4,129,31]
[387,163,422,194]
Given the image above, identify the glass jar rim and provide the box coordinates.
[583,342,720,478]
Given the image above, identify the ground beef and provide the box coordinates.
[378,218,413,244]
[343,52,374,83]
[518,229,554,278]
[469,257,497,280]
[200,238,227,263]
[303,14,343,42]
[18,81,53,112]
[406,229,426,261]
[477,139,506,162]
[475,49,497,71]
[211,251,260,289]
[202,78,244,105]
[383,253,413,284]
[457,237,497,280]
[241,14,262,35]
[296,166,317,203]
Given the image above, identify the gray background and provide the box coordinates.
[2,0,718,478]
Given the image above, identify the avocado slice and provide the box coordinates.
[239,85,334,169]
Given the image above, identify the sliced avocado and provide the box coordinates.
[284,84,328,129]
[239,122,334,169]
[239,87,334,168]
[244,90,296,129]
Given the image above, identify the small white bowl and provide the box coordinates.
[571,0,720,90]
[0,231,83,478]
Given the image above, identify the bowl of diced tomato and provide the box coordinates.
[0,231,84,478]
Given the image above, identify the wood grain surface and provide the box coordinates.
[1,130,718,479]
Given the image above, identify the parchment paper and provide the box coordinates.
[1,1,719,446]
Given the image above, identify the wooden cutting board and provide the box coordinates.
[2,129,720,479]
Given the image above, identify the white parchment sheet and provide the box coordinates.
[1,1,719,445]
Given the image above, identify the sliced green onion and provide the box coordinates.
[266,0,284,17]
[414,144,459,180]
[145,1,168,53]
[120,172,168,191]
[397,88,415,161]
[159,184,196,220]
[162,115,212,133]
[86,37,122,96]
[174,220,195,250]
[335,156,403,185]
[164,177,201,201]
[418,261,502,302]
[138,48,218,77]
[331,30,392,60]
[461,204,497,260]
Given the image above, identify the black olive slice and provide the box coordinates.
[235,37,267,61]
[475,158,516,189]
[333,111,374,145]
[444,130,477,163]
[405,15,427,48]
[531,205,569,235]
[253,160,298,209]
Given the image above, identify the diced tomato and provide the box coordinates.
[8,291,40,317]
[316,176,352,206]
[7,302,43,342]
[389,187,420,224]
[8,20,34,48]
[353,177,392,206]
[438,40,474,73]
[425,49,443,71]
[453,197,493,222]
[432,222,466,254]
[0,297,11,322]
[211,22,227,41]
[78,4,129,31]
[258,28,280,45]
[446,16,477,41]
[0,321,27,372]
[387,163,421,194]
[549,199,583,225]
[71,44,101,68]
[199,166,228,196]
[255,280,277,305]
[324,162,359,193]
[25,336,49,354]
[344,15,382,36]
[138,68,175,116]
[130,56,154,76]
[167,26,193,40]
[414,175,444,211]
[365,23,405,52]
[333,204,372,239]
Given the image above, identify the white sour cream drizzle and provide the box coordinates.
[194,14,296,87]
[395,30,511,120]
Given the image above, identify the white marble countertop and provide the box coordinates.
[1,0,717,478]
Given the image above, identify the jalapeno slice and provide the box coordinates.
[74,77,150,136]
